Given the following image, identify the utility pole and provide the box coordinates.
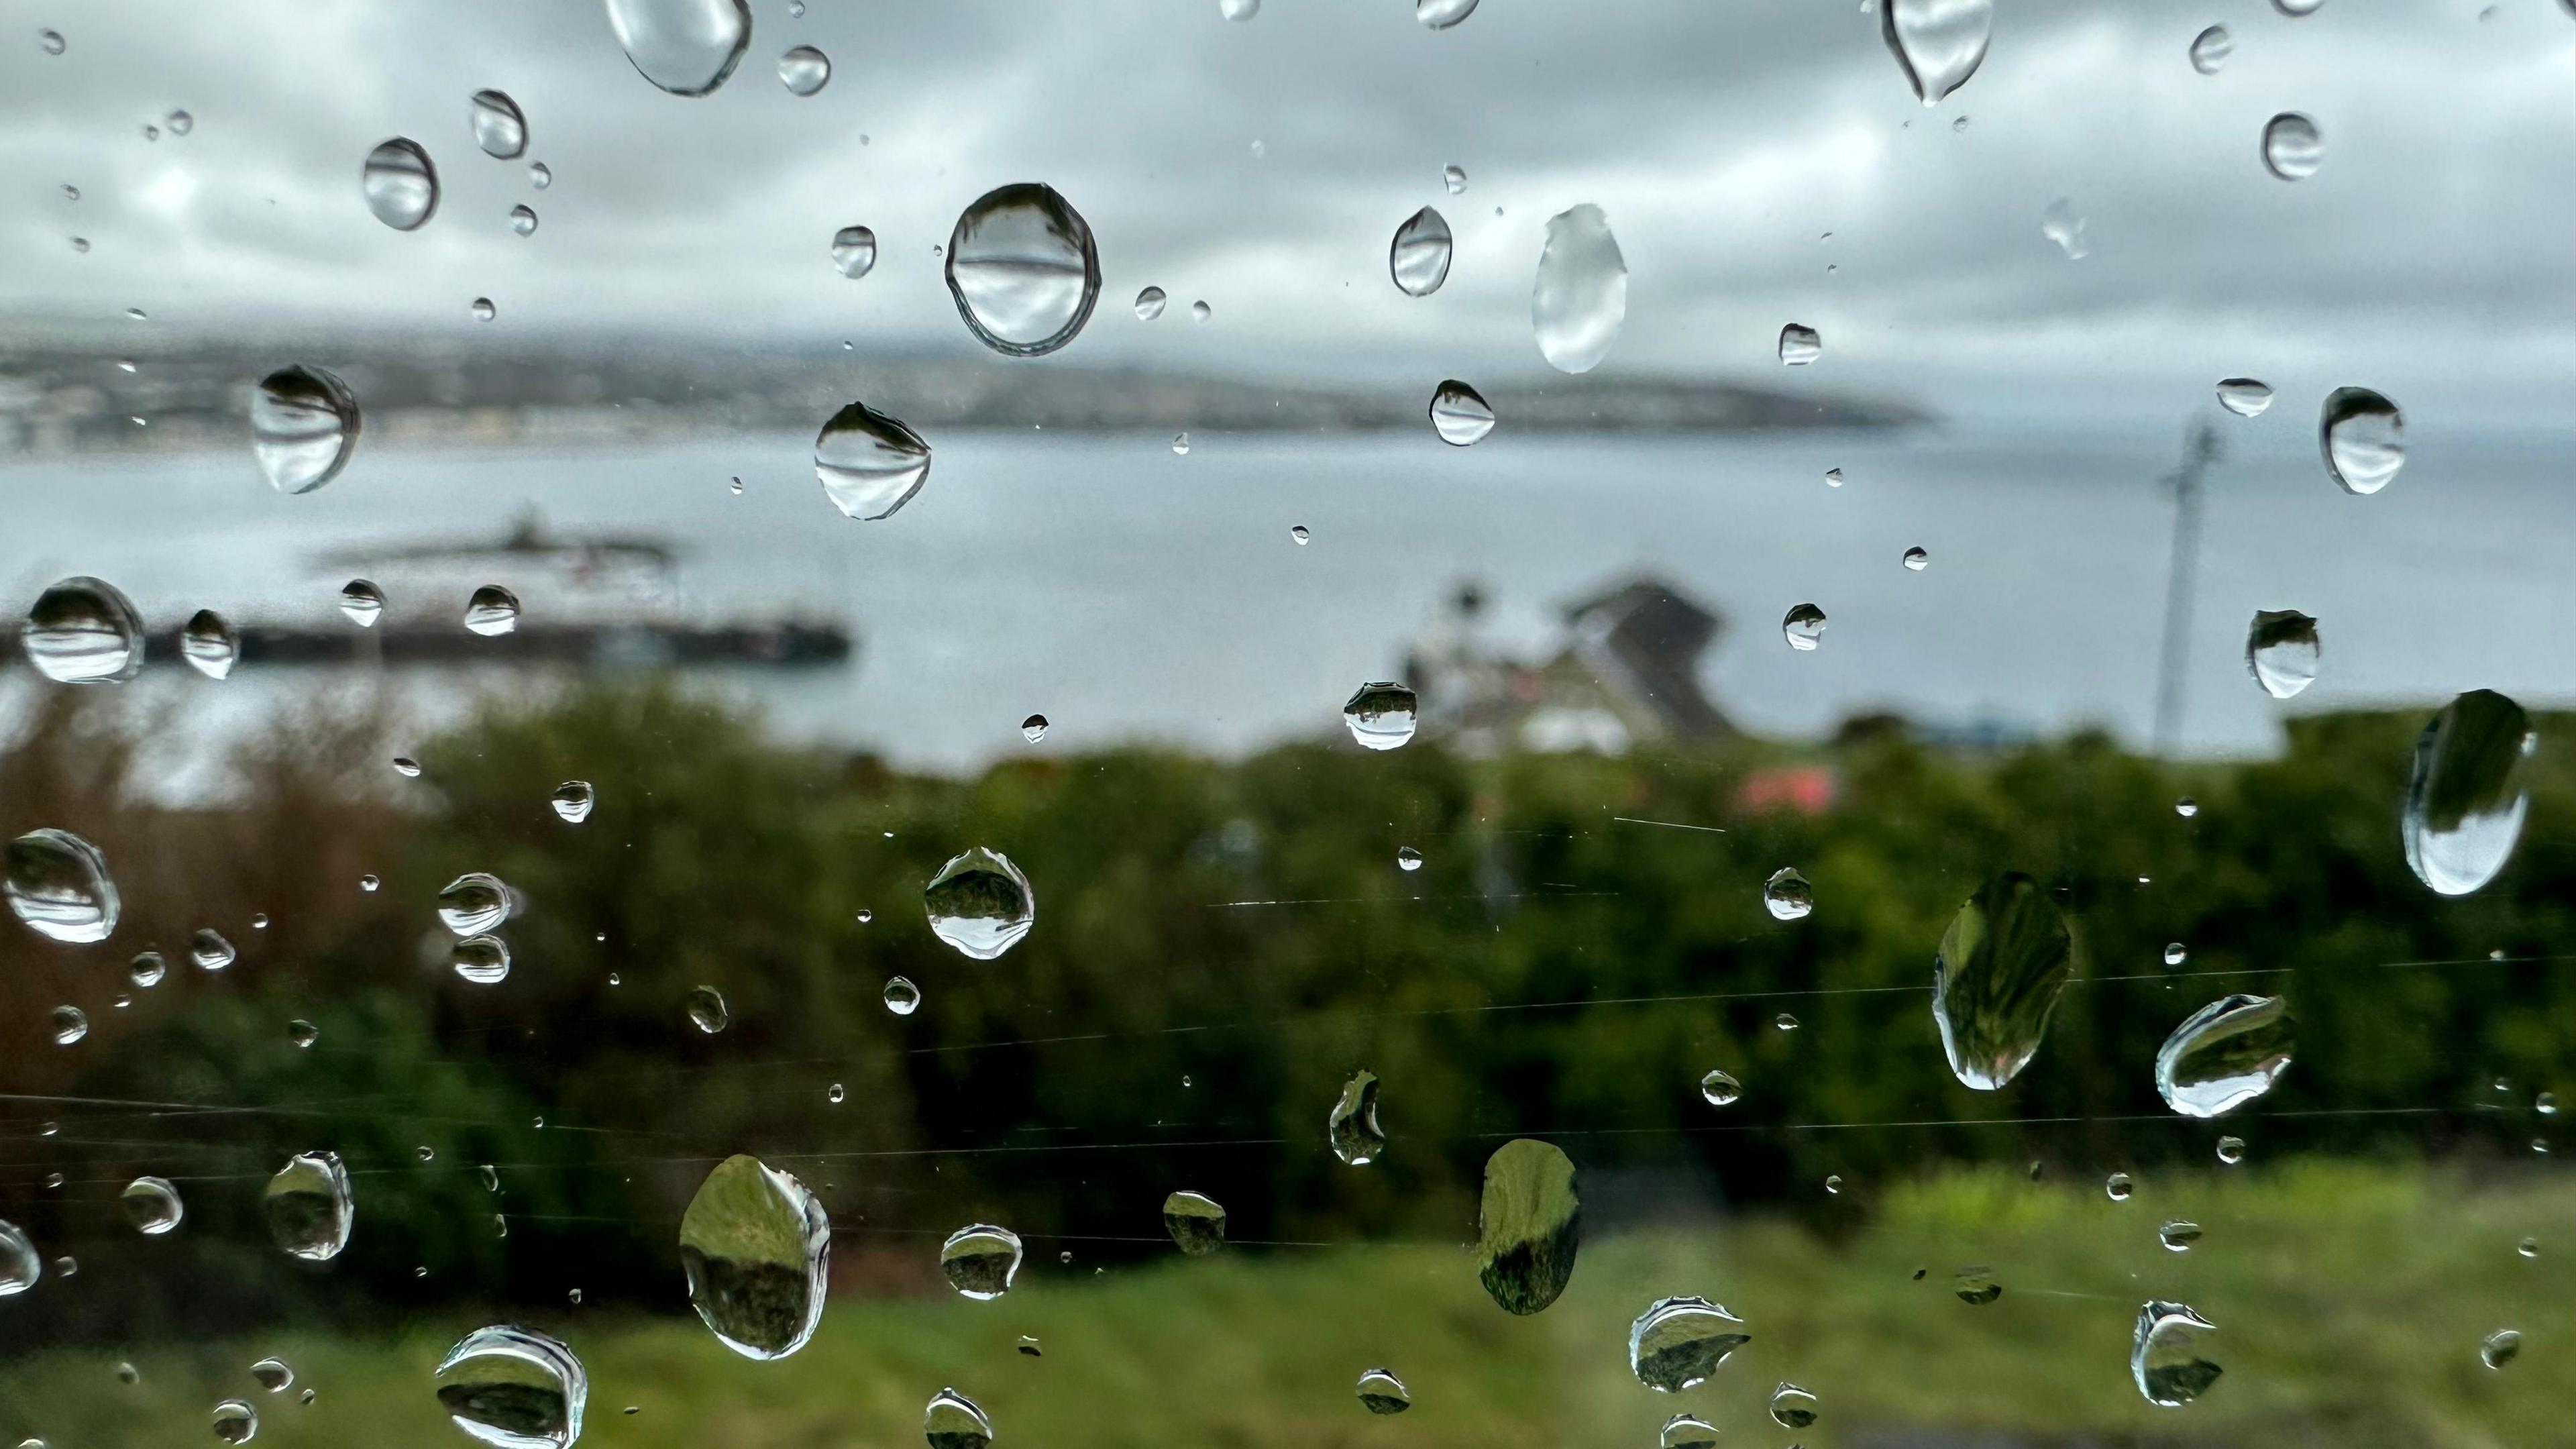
[2152,419,2224,757]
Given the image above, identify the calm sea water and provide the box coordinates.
[5,417,2572,778]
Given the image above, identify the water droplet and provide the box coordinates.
[1699,1069,1742,1108]
[944,184,1101,358]
[184,926,233,969]
[2131,1301,2221,1406]
[1767,1383,1819,1428]
[118,1362,140,1385]
[434,1326,586,1449]
[2214,1136,2246,1165]
[2235,608,2324,700]
[2319,386,2402,494]
[1775,1013,1799,1032]
[38,29,64,54]
[923,1390,992,1449]
[1477,1138,1578,1314]
[777,45,829,95]
[924,847,1035,959]
[814,401,932,521]
[179,609,239,680]
[883,976,920,1014]
[469,91,527,160]
[2105,1171,2134,1201]
[1344,682,1419,750]
[1430,380,1494,445]
[2274,0,2323,15]
[1355,1368,1411,1414]
[251,367,360,494]
[451,936,511,985]
[1171,432,1190,455]
[213,1400,258,1444]
[2210,378,2274,419]
[1628,1297,1750,1392]
[604,0,753,96]
[2155,994,2293,1117]
[129,950,168,986]
[69,235,88,254]
[250,1359,292,1393]
[1532,205,1627,374]
[2188,25,2232,74]
[1880,0,1992,104]
[1442,165,1468,196]
[2260,113,2322,180]
[2541,1091,2560,1116]
[1949,1266,2003,1304]
[2158,1219,2203,1252]
[828,225,877,279]
[1290,525,1311,544]
[1020,714,1049,744]
[1133,286,1167,321]
[361,139,439,230]
[1163,1190,1226,1256]
[2516,1236,2538,1258]
[1932,873,2074,1091]
[1191,299,1212,322]
[262,1151,353,1260]
[1395,846,1424,873]
[114,1175,186,1236]
[439,873,513,935]
[1390,207,1453,297]
[2174,796,2201,820]
[286,1018,319,1049]
[1016,1336,1041,1357]
[340,580,386,627]
[167,110,193,136]
[1778,324,1823,366]
[941,1224,1024,1299]
[2478,1328,2521,1369]
[545,780,596,824]
[1660,1415,1717,1449]
[1781,603,1827,650]
[1901,545,1931,572]
[462,586,520,637]
[5,828,119,943]
[681,1155,830,1358]
[1330,1069,1386,1165]
[2403,690,2532,896]
[2041,199,2088,260]
[49,1004,87,1044]
[686,985,729,1033]
[23,576,144,684]
[1762,867,1815,922]
[528,162,551,189]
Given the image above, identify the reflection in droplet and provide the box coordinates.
[941,1224,1023,1299]
[123,1176,184,1234]
[1532,205,1626,374]
[679,1155,828,1358]
[1881,0,1992,105]
[883,975,921,1015]
[1762,867,1814,921]
[1782,604,1827,651]
[529,162,551,189]
[924,847,1035,959]
[470,91,527,159]
[451,935,511,985]
[433,1325,586,1449]
[252,367,362,494]
[178,610,239,680]
[2215,1136,2246,1165]
[777,44,829,93]
[2403,690,2533,896]
[1330,1069,1386,1165]
[2319,387,2402,495]
[50,1006,85,1043]
[923,1390,992,1449]
[361,140,439,230]
[830,225,877,279]
[550,780,596,823]
[2156,994,2293,1117]
[1477,1138,1579,1314]
[1778,324,1823,366]
[463,586,520,637]
[1342,682,1419,751]
[2215,378,2272,418]
[263,1151,353,1260]
[213,1400,258,1444]
[685,985,729,1034]
[1390,207,1453,297]
[1416,0,1478,28]
[2480,1328,2521,1369]
[244,1358,292,1395]
[2241,609,2321,700]
[1355,1368,1411,1414]
[2261,113,2322,180]
[1396,846,1424,873]
[814,402,932,521]
[1932,873,2074,1091]
[604,0,753,97]
[2105,1171,2134,1201]
[2159,1220,2203,1252]
[1768,1383,1819,1429]
[6,829,119,943]
[1699,1069,1741,1108]
[2041,199,2088,260]
[1133,286,1167,321]
[1660,1415,1717,1449]
[1444,164,1467,194]
[1018,714,1049,744]
[1628,1297,1750,1392]
[439,873,513,935]
[38,30,64,55]
[1430,380,1494,445]
[1191,300,1212,323]
[340,579,386,627]
[131,951,167,986]
[944,184,1101,358]
[2188,25,2232,74]
[23,577,144,684]
[1163,1191,1226,1256]
[2132,1301,2221,1407]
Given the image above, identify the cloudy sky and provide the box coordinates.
[6,0,2576,424]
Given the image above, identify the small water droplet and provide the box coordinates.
[1443,164,1467,194]
[1354,1367,1411,1414]
[212,1400,258,1444]
[2319,386,2402,495]
[1954,1267,2003,1305]
[1660,1415,1717,1449]
[686,985,729,1033]
[1191,299,1212,323]
[507,203,538,237]
[6,828,119,943]
[1898,545,1931,572]
[129,950,166,986]
[528,162,551,189]
[361,139,439,230]
[1162,1189,1227,1256]
[1762,867,1814,921]
[1627,1297,1750,1392]
[1823,1174,1843,1195]
[882,975,921,1015]
[451,935,511,985]
[118,1362,139,1385]
[1395,846,1424,873]
[462,585,520,636]
[2188,25,2232,74]
[1778,324,1823,366]
[2163,941,2188,967]
[1133,286,1167,321]
[606,0,753,95]
[1532,205,1627,374]
[1699,1069,1742,1107]
[1330,1069,1387,1165]
[828,224,877,279]
[250,1358,292,1393]
[251,367,360,494]
[438,873,512,935]
[1342,682,1419,750]
[814,400,932,521]
[1016,1336,1040,1357]
[2404,690,2532,896]
[1429,380,1494,445]
[1933,873,2074,1090]
[1768,1383,1819,1428]
[1291,525,1311,544]
[2479,1328,2521,1369]
[777,45,830,95]
[469,91,527,160]
[2540,1091,2560,1116]
[1391,207,1453,297]
[2214,1135,2246,1164]
[0,1223,36,1294]
[1775,1012,1799,1032]
[469,297,497,322]
[262,1151,352,1260]
[1018,714,1049,745]
[2212,378,2273,419]
[2156,993,2293,1118]
[1881,0,1992,104]
[2239,608,2323,700]
[2159,1219,2203,1252]
[2261,113,2322,180]
[2105,1171,2134,1201]
[923,848,1034,959]
[435,1326,586,1448]
[2041,198,2088,260]
[945,184,1100,356]
[191,928,235,971]
[2132,1301,2221,1405]
[1781,603,1827,651]
[286,1019,319,1049]
[2174,797,2199,820]
[941,1224,1024,1299]
[68,235,87,254]
[924,1389,992,1449]
[38,29,64,54]
[549,780,596,823]
[171,608,240,680]
[339,579,386,628]
[2517,1236,2538,1258]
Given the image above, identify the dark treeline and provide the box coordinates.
[0,681,2567,1344]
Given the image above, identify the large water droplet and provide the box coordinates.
[550,781,595,823]
[2188,25,2231,74]
[1627,1297,1750,1392]
[2480,1328,2521,1369]
[451,935,511,985]
[604,0,753,97]
[1430,380,1493,445]
[775,44,829,94]
[923,847,1034,959]
[1330,1068,1385,1165]
[1532,205,1626,374]
[680,1155,830,1358]
[2215,378,2272,418]
[1762,867,1814,921]
[814,402,931,521]
[213,1401,258,1444]
[122,1176,184,1234]
[2131,1301,2221,1407]
[686,985,729,1033]
[339,579,385,627]
[49,1006,85,1044]
[463,586,519,637]
[1355,1368,1411,1414]
[1416,0,1478,28]
[1931,873,2074,1091]
[2261,113,2322,180]
[2243,609,2319,698]
[1342,682,1419,750]
[470,91,527,160]
[5,829,118,943]
[2319,386,2402,494]
[2156,994,2293,1118]
[2041,199,2089,260]
[251,367,360,494]
[923,1390,992,1449]
[883,975,921,1015]
[361,140,439,230]
[1881,0,1992,105]
[2403,690,2532,896]
[1781,603,1827,650]
[433,1326,586,1449]
[1163,1191,1226,1256]
[1778,324,1823,366]
[1699,1069,1741,1107]
[1133,286,1167,321]
[250,1358,292,1393]
[830,225,877,279]
[24,577,143,684]
[1660,1415,1717,1449]
[263,1151,353,1261]
[439,873,513,935]
[1767,1383,1819,1429]
[1390,207,1452,297]
[944,184,1100,358]
[940,1224,1023,1299]
[1477,1138,1579,1315]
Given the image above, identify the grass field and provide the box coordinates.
[3,1163,2566,1449]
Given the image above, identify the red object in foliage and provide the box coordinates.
[1736,766,1838,816]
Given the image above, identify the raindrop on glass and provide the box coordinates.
[1390,207,1452,297]
[680,1155,829,1358]
[340,579,386,627]
[288,1019,319,1049]
[1191,300,1211,322]
[212,1401,258,1444]
[438,873,512,935]
[120,1175,184,1236]
[2132,1301,2221,1406]
[0,1224,36,1293]
[940,1224,1023,1299]
[2041,199,2088,260]
[1932,872,2074,1091]
[2105,1171,2134,1201]
[361,139,439,230]
[686,985,729,1034]
[1134,286,1167,321]
[1477,1138,1578,1314]
[1781,603,1827,651]
[2261,113,2322,180]
[191,928,235,969]
[250,1359,292,1393]
[2159,1220,2203,1252]
[883,975,921,1015]
[1020,714,1048,744]
[923,1390,991,1449]
[814,401,931,521]
[1219,0,1259,17]
[604,0,753,97]
[2214,1136,2246,1164]
[38,29,64,54]
[469,91,527,159]
[433,1326,586,1449]
[180,610,238,680]
[48,1005,85,1044]
[1163,1190,1226,1256]
[923,847,1035,959]
[2319,386,2402,494]
[5,828,119,943]
[830,225,877,279]
[1429,380,1494,445]
[944,184,1101,358]
[528,162,551,189]
[1768,1383,1819,1429]
[131,950,166,985]
[1902,546,1930,571]
[1627,1297,1750,1392]
[1342,682,1419,751]
[2403,690,2532,896]
[1444,164,1467,194]
[550,780,595,823]
[1880,0,1992,105]
[1330,1068,1386,1165]
[463,586,519,637]
[2189,25,2232,74]
[2480,1328,2520,1369]
[1762,867,1814,921]
[1356,1368,1411,1414]
[262,1152,352,1260]
[2244,609,2320,699]
[451,935,511,985]
[1778,324,1823,366]
[1660,1416,1717,1449]
[1396,846,1423,873]
[1700,1069,1742,1108]
[23,576,143,685]
[1532,205,1626,374]
[251,367,360,494]
[2215,378,2272,418]
[2156,994,2293,1117]
[777,46,828,95]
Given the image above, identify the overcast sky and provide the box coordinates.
[5,0,2575,424]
